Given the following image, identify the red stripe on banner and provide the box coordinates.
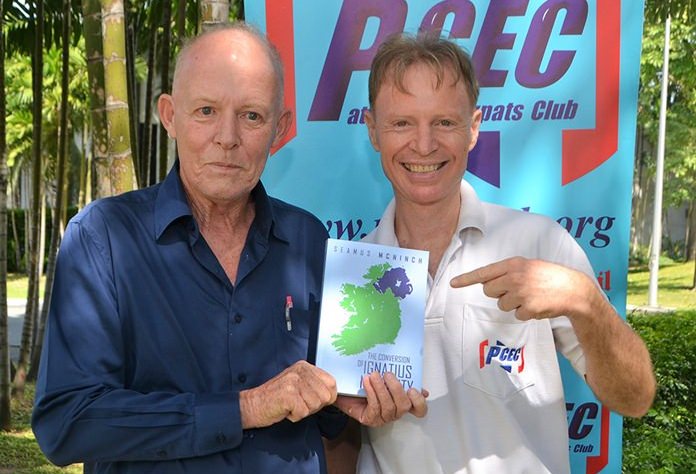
[266,0,297,154]
[561,0,620,185]
[585,405,611,473]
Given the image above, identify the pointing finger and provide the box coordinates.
[451,262,507,288]
[450,265,491,288]
[450,270,481,288]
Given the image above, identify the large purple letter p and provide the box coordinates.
[308,0,407,121]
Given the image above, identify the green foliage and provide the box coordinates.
[4,207,79,273]
[629,245,650,266]
[638,14,696,210]
[2,0,84,56]
[624,310,696,473]
[644,0,696,23]
[5,39,89,183]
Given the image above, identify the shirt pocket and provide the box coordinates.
[460,303,538,400]
[275,306,312,369]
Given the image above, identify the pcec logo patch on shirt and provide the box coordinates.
[479,340,526,374]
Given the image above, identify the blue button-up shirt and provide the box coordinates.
[32,166,345,473]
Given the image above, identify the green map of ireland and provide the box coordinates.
[332,263,414,356]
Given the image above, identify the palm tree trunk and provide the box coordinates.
[82,0,108,202]
[158,0,172,182]
[79,120,90,209]
[0,0,12,430]
[33,193,47,342]
[83,0,136,199]
[688,202,696,290]
[124,0,139,187]
[140,15,156,186]
[13,0,44,399]
[687,201,695,262]
[9,192,20,270]
[176,0,187,44]
[199,0,229,32]
[28,0,72,382]
[97,0,136,196]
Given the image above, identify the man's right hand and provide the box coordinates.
[239,360,338,428]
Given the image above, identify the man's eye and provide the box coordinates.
[199,106,213,115]
[246,111,260,121]
[439,119,454,127]
[393,120,408,128]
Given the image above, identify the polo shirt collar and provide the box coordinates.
[371,180,486,245]
[456,179,486,236]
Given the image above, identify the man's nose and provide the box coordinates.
[214,113,241,149]
[410,125,438,156]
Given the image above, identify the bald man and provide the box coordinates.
[32,23,423,474]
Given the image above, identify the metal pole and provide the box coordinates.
[648,15,670,307]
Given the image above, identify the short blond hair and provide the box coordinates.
[369,32,479,110]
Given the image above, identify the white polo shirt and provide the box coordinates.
[358,180,592,474]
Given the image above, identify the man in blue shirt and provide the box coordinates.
[32,23,426,473]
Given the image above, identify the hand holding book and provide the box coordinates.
[334,371,429,427]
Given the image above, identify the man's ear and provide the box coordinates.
[271,108,294,148]
[157,94,176,139]
[468,108,483,152]
[364,109,380,152]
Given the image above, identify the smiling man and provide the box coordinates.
[326,32,656,474]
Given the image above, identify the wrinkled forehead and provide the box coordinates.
[172,29,282,106]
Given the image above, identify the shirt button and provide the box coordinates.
[216,433,227,444]
[156,449,167,458]
[234,314,242,323]
[238,373,247,383]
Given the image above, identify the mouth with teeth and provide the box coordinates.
[402,162,445,173]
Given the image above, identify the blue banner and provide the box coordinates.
[246,1,644,471]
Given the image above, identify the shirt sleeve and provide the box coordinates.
[548,227,600,378]
[32,210,243,466]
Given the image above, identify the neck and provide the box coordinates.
[189,194,255,236]
[187,190,256,284]
[394,194,460,276]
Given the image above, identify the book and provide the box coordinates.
[315,238,429,397]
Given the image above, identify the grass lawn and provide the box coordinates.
[0,261,693,472]
[6,274,46,301]
[0,385,81,473]
[626,261,696,309]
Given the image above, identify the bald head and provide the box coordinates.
[172,22,285,111]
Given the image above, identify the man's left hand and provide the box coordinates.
[334,372,428,427]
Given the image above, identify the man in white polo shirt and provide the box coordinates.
[325,32,655,474]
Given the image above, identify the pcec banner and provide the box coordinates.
[245,1,644,472]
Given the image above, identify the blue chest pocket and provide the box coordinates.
[274,304,316,370]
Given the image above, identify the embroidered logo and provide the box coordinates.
[479,340,526,373]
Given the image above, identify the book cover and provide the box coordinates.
[315,238,429,397]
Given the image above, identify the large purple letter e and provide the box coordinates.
[308,0,407,121]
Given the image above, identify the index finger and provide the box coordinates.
[450,261,508,288]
